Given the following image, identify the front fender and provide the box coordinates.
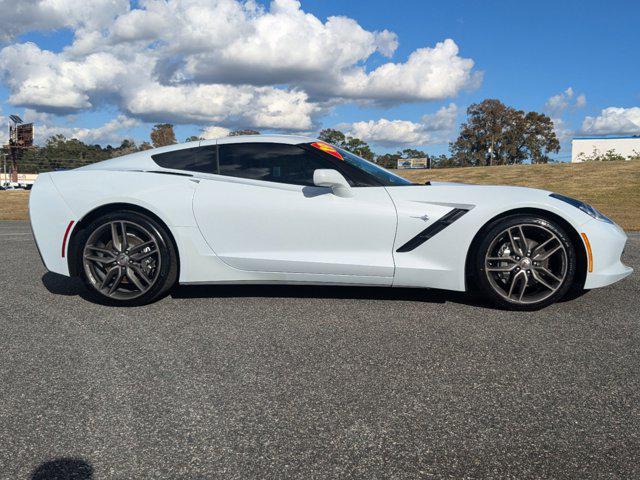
[386,184,593,291]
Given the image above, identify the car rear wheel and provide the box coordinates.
[76,210,178,306]
[471,214,577,310]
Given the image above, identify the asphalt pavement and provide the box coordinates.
[0,221,638,479]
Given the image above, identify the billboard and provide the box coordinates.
[396,158,429,169]
[4,119,35,183]
[14,123,34,147]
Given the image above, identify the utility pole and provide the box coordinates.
[3,116,6,186]
[2,151,6,186]
[2,117,8,186]
[8,115,19,183]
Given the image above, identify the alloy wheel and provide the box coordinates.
[484,223,568,304]
[82,220,162,300]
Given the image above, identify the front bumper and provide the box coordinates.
[582,218,633,289]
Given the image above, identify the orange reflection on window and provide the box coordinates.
[310,142,343,160]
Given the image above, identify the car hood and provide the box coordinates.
[389,182,552,201]
[384,182,592,227]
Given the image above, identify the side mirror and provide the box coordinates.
[313,169,353,197]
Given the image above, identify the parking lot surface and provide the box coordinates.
[1,221,638,479]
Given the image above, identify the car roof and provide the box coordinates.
[200,134,318,147]
[76,134,320,173]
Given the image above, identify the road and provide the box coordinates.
[1,221,638,479]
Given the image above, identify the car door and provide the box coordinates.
[192,142,398,281]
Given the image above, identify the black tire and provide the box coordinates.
[74,210,178,306]
[470,214,577,311]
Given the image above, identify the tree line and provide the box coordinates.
[13,99,561,173]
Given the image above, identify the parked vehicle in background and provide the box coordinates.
[1,173,37,190]
[1,182,33,190]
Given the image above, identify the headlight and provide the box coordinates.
[550,193,614,224]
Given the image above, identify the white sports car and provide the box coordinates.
[29,135,632,309]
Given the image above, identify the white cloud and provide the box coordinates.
[421,103,459,131]
[0,0,479,131]
[348,119,432,146]
[125,83,319,130]
[34,115,139,145]
[175,0,399,87]
[327,40,480,103]
[201,126,231,139]
[0,43,134,112]
[581,107,640,135]
[0,0,130,41]
[0,107,6,145]
[346,104,458,147]
[551,117,573,143]
[0,42,319,130]
[70,115,140,144]
[21,110,139,145]
[545,87,586,115]
[545,92,570,116]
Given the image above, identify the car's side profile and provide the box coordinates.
[29,135,632,310]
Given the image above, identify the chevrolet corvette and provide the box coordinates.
[29,135,632,309]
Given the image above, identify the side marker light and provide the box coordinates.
[580,232,593,273]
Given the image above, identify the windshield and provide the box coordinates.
[335,147,414,187]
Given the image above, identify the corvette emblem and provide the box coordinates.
[411,214,430,222]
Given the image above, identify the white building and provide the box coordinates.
[571,136,640,162]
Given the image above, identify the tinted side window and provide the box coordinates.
[299,144,383,187]
[218,143,334,186]
[151,145,217,173]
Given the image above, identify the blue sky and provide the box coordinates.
[1,0,638,159]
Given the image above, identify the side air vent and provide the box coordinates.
[396,208,469,253]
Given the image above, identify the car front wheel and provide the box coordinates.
[472,214,578,310]
[76,210,178,306]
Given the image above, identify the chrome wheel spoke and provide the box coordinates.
[131,248,158,261]
[532,236,554,257]
[120,222,129,251]
[129,241,154,254]
[110,222,121,251]
[508,270,527,300]
[486,256,518,272]
[530,268,556,291]
[487,265,517,272]
[518,225,529,254]
[85,254,115,264]
[507,228,524,256]
[487,256,517,263]
[535,265,562,283]
[86,245,116,256]
[533,244,562,261]
[517,273,529,302]
[84,246,116,264]
[130,264,152,286]
[108,268,125,295]
[126,267,146,291]
[101,266,120,290]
